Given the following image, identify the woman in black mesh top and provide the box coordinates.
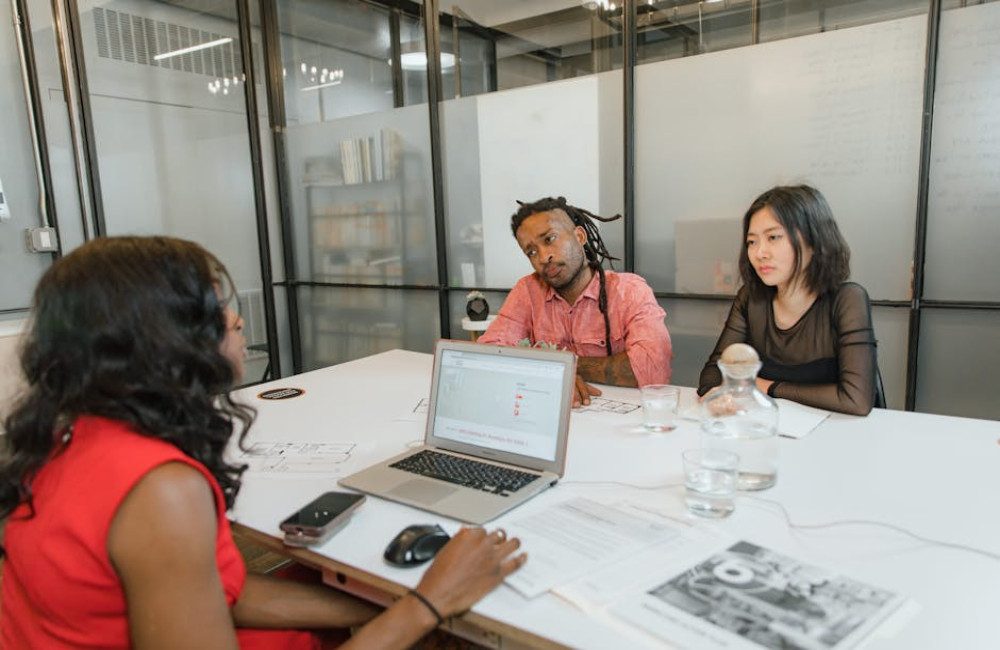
[697,185,879,415]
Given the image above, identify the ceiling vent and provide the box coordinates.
[92,6,240,80]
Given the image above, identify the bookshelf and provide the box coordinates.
[307,188,405,284]
[301,128,415,367]
[304,128,407,285]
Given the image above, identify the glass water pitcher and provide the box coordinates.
[700,343,778,490]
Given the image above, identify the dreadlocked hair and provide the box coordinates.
[512,196,622,357]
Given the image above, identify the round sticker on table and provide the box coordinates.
[257,387,305,400]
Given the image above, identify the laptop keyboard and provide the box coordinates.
[390,450,539,497]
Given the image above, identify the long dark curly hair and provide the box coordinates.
[0,236,254,532]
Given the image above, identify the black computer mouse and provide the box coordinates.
[383,524,451,567]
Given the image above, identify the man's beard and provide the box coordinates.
[546,256,587,292]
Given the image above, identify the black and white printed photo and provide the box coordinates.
[648,541,897,650]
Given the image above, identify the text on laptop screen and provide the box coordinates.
[433,349,566,462]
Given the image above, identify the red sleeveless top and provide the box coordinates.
[1,415,319,649]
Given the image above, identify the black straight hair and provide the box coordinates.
[739,185,851,298]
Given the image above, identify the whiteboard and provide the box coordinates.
[634,15,928,301]
[925,2,1000,302]
[478,76,601,288]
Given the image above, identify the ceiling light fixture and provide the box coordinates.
[301,69,344,91]
[389,41,455,72]
[154,37,232,61]
[301,80,343,92]
[399,51,455,71]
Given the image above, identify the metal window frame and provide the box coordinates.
[12,0,62,257]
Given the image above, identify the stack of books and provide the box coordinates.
[339,128,402,185]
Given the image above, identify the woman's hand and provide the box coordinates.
[413,527,526,618]
[341,527,524,649]
[698,386,719,402]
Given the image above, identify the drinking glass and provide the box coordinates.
[640,384,679,432]
[682,448,739,518]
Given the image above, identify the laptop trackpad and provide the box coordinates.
[388,479,458,504]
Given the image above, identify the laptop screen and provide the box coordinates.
[431,346,570,462]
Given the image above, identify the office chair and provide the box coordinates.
[874,363,886,409]
[248,343,271,383]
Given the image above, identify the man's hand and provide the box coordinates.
[573,373,602,407]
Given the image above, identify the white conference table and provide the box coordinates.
[230,349,1000,649]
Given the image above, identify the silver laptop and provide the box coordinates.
[339,339,576,524]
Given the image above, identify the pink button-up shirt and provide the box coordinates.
[478,270,672,385]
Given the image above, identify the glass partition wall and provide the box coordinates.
[272,0,999,418]
[12,0,998,418]
[26,0,276,382]
[272,0,628,370]
[634,0,930,409]
[273,0,440,371]
[0,0,55,314]
[916,0,1000,419]
[437,1,626,338]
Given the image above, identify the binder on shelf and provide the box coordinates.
[381,128,401,180]
[360,137,372,184]
[339,140,355,185]
[336,128,401,185]
[373,134,384,181]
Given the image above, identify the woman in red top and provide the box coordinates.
[0,236,525,649]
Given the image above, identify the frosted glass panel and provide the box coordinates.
[441,71,623,290]
[0,0,51,310]
[285,104,437,287]
[924,1,1000,302]
[299,286,439,370]
[271,284,293,379]
[658,298,733,389]
[79,2,265,295]
[635,15,926,301]
[440,95,486,287]
[871,305,909,411]
[916,309,1000,420]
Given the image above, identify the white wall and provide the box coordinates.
[440,94,485,286]
[479,75,602,287]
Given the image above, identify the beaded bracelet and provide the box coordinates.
[408,589,444,626]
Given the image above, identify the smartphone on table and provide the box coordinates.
[280,491,366,547]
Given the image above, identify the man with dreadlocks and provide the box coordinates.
[479,197,672,406]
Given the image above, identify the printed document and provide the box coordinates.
[775,399,830,438]
[678,399,830,438]
[501,498,680,598]
[237,441,355,474]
